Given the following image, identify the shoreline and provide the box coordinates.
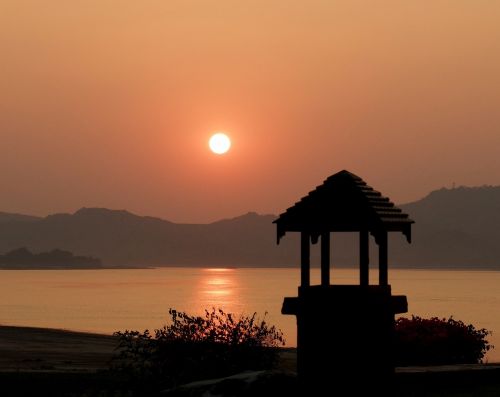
[1,324,498,371]
[0,325,117,372]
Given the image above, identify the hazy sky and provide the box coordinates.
[1,1,499,223]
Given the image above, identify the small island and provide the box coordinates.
[0,247,102,269]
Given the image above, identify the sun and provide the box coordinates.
[209,133,231,155]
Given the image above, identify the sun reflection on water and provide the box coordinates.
[196,268,240,310]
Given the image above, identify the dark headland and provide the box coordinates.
[0,248,102,269]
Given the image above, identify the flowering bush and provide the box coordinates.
[113,308,285,388]
[395,315,493,366]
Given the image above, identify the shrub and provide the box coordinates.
[113,308,285,388]
[395,315,493,366]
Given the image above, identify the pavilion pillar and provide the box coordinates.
[301,232,310,287]
[321,232,330,286]
[378,231,388,286]
[360,230,369,286]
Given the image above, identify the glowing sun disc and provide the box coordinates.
[209,133,231,154]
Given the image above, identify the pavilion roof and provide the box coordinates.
[274,170,414,244]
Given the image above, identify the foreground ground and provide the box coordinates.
[0,325,499,396]
[0,325,116,372]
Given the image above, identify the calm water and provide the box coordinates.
[0,267,499,362]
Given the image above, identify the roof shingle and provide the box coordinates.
[274,170,414,244]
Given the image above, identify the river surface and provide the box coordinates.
[0,267,498,362]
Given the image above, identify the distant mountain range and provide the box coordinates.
[0,185,499,269]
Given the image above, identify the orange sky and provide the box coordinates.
[1,1,499,222]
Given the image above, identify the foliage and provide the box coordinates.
[113,308,285,388]
[395,315,493,366]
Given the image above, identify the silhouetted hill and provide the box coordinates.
[0,208,298,267]
[0,186,499,268]
[392,185,500,268]
[0,212,41,223]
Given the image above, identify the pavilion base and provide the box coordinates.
[282,285,407,392]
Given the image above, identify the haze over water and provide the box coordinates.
[0,267,498,362]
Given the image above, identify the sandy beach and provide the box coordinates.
[0,325,117,372]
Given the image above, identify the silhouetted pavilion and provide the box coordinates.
[275,170,414,391]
